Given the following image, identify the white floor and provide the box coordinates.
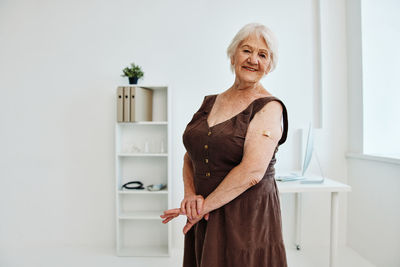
[0,245,375,267]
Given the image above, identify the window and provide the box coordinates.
[361,0,400,158]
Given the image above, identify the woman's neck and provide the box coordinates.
[229,78,264,97]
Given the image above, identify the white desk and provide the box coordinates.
[276,176,351,267]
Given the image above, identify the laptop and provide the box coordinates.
[275,122,324,183]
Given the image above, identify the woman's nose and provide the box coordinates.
[248,53,258,65]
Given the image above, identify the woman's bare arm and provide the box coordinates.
[181,152,209,220]
[201,101,283,215]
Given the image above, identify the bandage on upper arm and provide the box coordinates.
[249,129,273,139]
[257,128,282,142]
[255,119,283,140]
[261,130,272,137]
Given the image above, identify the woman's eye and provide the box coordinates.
[260,54,267,58]
[243,49,251,53]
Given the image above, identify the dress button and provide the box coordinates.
[206,172,211,176]
[208,131,212,136]
[205,158,209,163]
[204,144,208,149]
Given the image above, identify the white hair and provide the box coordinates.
[227,23,278,74]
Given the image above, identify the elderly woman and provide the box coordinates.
[161,23,288,267]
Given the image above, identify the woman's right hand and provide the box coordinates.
[180,194,209,221]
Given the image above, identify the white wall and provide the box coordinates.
[0,0,349,252]
[347,158,400,267]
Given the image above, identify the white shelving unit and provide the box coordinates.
[115,85,171,257]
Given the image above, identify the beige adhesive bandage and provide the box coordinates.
[261,130,271,137]
[249,129,273,139]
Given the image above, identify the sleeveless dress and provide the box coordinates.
[182,94,289,267]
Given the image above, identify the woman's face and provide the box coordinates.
[231,33,271,83]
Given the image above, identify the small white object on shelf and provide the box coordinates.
[160,140,165,153]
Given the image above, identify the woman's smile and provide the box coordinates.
[242,66,258,72]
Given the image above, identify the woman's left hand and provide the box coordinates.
[160,208,210,234]
[160,208,184,224]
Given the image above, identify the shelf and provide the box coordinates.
[119,210,164,220]
[118,153,168,157]
[117,246,169,257]
[117,121,168,125]
[118,189,168,194]
[117,85,168,91]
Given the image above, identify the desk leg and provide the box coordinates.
[295,192,302,250]
[330,192,339,267]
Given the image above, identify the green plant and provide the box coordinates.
[121,63,144,78]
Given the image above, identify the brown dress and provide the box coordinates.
[182,94,289,267]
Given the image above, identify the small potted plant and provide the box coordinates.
[121,62,144,84]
